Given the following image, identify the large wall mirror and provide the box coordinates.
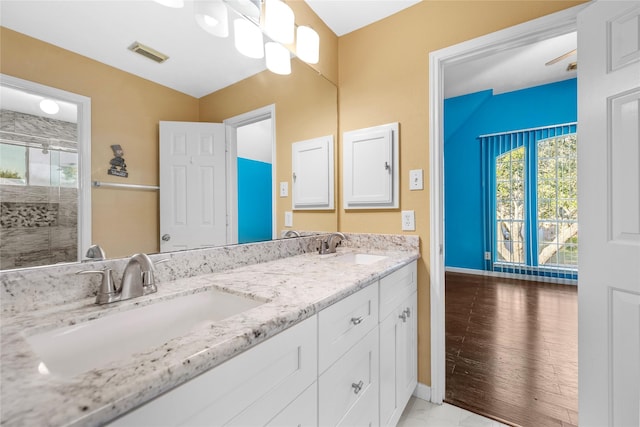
[0,0,338,271]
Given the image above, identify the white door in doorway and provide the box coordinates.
[159,121,227,252]
[578,2,640,426]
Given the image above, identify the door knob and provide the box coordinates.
[161,234,171,242]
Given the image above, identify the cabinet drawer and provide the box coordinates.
[318,283,379,373]
[319,327,379,427]
[379,261,416,320]
[109,316,317,427]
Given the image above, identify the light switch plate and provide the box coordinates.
[401,210,415,231]
[409,169,423,190]
[284,211,293,227]
[280,182,288,197]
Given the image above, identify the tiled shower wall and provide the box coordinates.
[0,110,78,270]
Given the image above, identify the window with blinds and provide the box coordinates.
[480,123,578,281]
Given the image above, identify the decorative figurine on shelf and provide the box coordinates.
[108,144,128,178]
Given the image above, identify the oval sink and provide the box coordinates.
[25,289,264,378]
[334,253,388,265]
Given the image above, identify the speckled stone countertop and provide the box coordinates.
[0,234,419,426]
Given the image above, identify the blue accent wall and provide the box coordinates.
[444,78,577,270]
[237,157,272,244]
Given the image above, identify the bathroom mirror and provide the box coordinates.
[0,0,338,270]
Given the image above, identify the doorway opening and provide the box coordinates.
[429,1,588,411]
[0,74,91,269]
[224,105,276,243]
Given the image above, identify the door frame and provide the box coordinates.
[428,4,588,404]
[224,104,276,243]
[0,74,92,262]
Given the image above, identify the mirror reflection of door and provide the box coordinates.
[159,121,227,253]
[236,118,273,244]
[0,82,81,269]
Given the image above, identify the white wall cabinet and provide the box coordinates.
[110,260,418,427]
[343,123,399,209]
[379,262,418,427]
[292,135,334,210]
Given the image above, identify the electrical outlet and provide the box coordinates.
[284,211,293,227]
[401,210,415,231]
[279,182,288,197]
[484,251,491,260]
[409,169,423,190]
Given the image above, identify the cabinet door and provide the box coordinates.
[292,135,334,210]
[343,123,399,209]
[379,292,417,427]
[379,308,400,427]
[398,292,417,407]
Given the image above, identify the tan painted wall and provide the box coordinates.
[0,27,199,258]
[199,59,339,234]
[337,1,587,386]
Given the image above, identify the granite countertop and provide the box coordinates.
[0,246,419,426]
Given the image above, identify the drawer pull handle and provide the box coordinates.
[404,308,411,318]
[399,312,407,322]
[350,316,363,325]
[351,380,364,394]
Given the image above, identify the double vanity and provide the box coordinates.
[0,233,419,426]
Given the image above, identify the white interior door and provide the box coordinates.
[159,121,227,252]
[578,2,640,426]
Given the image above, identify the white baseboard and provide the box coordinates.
[413,382,431,401]
[445,266,577,286]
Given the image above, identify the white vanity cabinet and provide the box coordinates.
[108,260,418,427]
[109,315,318,427]
[379,262,418,427]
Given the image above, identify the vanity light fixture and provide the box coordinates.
[195,0,229,37]
[265,41,291,75]
[296,25,319,64]
[264,0,294,44]
[39,99,60,115]
[234,18,264,59]
[158,0,319,74]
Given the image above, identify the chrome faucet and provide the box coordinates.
[284,230,301,238]
[120,253,157,300]
[318,232,346,254]
[77,253,162,305]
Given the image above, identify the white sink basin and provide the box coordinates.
[25,289,264,378]
[334,253,388,265]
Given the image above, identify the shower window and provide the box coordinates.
[0,142,78,188]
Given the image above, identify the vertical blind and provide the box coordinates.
[480,123,578,283]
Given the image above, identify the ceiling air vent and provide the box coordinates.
[128,41,169,64]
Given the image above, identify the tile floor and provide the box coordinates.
[397,397,510,427]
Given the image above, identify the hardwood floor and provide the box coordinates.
[445,272,578,427]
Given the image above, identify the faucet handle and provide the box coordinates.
[77,268,118,305]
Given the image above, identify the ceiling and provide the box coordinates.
[1,1,576,107]
[305,0,420,37]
